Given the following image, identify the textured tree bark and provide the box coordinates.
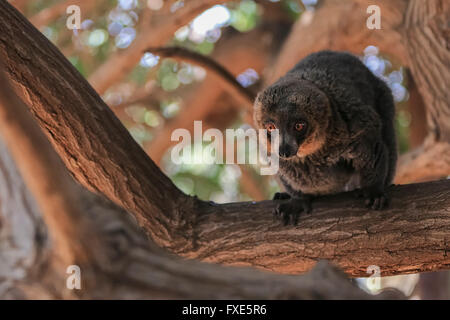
[403,0,450,143]
[0,0,449,279]
[395,141,450,184]
[416,271,450,300]
[406,71,428,149]
[2,133,401,299]
[144,46,255,108]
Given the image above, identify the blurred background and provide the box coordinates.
[8,0,449,299]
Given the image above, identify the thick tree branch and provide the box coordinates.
[0,69,97,265]
[0,103,400,300]
[184,180,450,277]
[268,0,450,185]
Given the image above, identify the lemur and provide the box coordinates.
[254,51,397,225]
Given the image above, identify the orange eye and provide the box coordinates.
[295,122,306,132]
[265,123,276,132]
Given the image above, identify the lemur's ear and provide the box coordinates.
[252,99,264,127]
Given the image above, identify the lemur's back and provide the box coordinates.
[288,50,385,115]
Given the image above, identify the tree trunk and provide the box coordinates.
[403,0,450,143]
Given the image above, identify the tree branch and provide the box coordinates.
[0,0,184,247]
[182,180,450,277]
[0,68,97,265]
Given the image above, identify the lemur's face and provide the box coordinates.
[254,78,331,159]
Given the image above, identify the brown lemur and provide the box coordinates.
[254,51,397,225]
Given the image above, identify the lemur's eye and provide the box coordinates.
[265,123,277,132]
[295,122,306,132]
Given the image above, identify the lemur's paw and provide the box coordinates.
[273,197,312,225]
[354,188,365,199]
[273,192,291,200]
[363,188,388,210]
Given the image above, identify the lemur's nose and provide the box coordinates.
[279,145,293,158]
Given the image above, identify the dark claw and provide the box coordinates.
[273,192,291,200]
[363,188,388,210]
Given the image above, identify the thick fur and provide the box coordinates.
[254,51,397,222]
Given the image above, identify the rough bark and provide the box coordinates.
[0,70,96,266]
[403,0,450,143]
[395,141,450,184]
[416,271,450,300]
[187,180,450,277]
[0,0,184,247]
